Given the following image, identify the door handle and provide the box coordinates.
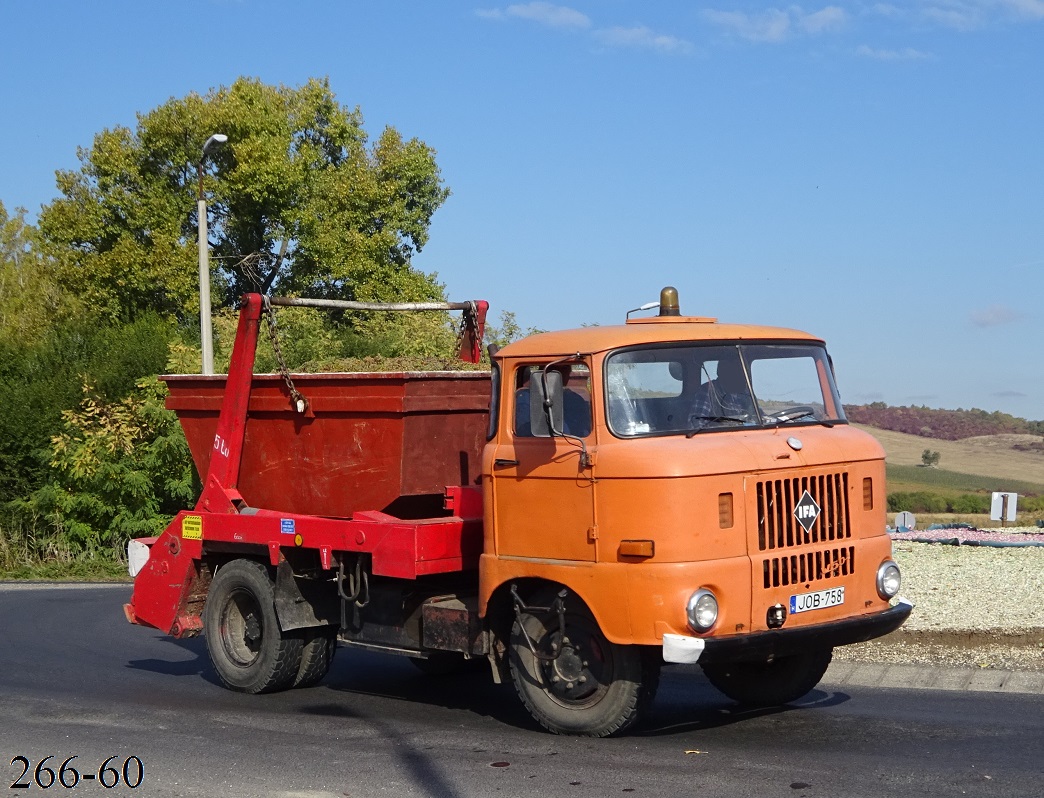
[494,458,520,468]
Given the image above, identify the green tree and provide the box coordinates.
[484,310,544,351]
[38,77,451,324]
[0,202,70,345]
[921,449,941,468]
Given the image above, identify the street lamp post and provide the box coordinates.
[197,133,227,375]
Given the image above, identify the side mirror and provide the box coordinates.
[529,369,564,437]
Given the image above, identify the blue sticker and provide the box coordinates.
[280,518,296,535]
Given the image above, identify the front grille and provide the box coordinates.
[762,546,855,589]
[756,472,851,551]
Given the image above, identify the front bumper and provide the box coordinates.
[663,597,913,664]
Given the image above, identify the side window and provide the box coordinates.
[487,363,500,440]
[563,364,592,437]
[513,367,537,437]
[513,364,592,438]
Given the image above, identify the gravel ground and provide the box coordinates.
[890,524,1044,546]
[833,533,1044,672]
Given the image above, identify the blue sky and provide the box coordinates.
[2,1,1042,420]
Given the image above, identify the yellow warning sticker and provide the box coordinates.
[182,515,203,540]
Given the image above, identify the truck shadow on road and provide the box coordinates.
[315,651,537,730]
[639,667,853,736]
[312,653,854,737]
[126,640,853,738]
[125,633,210,677]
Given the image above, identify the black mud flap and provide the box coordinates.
[274,560,339,632]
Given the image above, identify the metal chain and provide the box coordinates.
[262,295,308,414]
[455,300,478,358]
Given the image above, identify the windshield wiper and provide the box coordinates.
[767,411,838,428]
[809,418,838,428]
[767,406,813,423]
[686,416,748,437]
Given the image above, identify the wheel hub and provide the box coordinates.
[550,640,585,683]
[542,633,604,703]
[222,589,263,667]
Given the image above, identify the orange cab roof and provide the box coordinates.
[497,318,823,359]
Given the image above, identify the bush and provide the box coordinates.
[0,312,174,503]
[1020,495,1044,514]
[887,491,947,514]
[949,494,990,514]
[7,378,194,560]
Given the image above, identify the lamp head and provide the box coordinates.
[202,134,228,157]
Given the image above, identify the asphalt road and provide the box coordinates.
[2,584,1042,798]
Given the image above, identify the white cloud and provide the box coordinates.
[476,5,691,54]
[996,0,1044,19]
[476,2,591,29]
[703,6,846,43]
[970,304,1022,327]
[922,4,983,30]
[800,6,848,33]
[856,44,931,59]
[914,0,1044,30]
[593,25,694,54]
[869,3,904,18]
[703,9,791,42]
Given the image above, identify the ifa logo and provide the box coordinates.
[793,490,821,532]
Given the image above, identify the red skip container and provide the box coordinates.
[162,371,492,519]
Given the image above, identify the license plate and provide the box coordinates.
[789,586,845,614]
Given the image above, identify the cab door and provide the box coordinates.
[490,362,596,562]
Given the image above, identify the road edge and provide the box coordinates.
[824,660,1044,695]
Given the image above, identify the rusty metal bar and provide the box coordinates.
[268,296,477,313]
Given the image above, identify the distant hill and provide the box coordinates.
[844,403,1044,442]
[851,424,1044,492]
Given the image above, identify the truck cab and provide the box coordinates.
[479,288,909,734]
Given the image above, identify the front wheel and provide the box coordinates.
[701,647,833,706]
[204,559,303,694]
[508,587,657,737]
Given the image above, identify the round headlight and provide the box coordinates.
[686,588,719,632]
[876,560,901,599]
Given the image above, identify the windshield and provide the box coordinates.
[605,343,846,437]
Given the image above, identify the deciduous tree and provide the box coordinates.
[38,78,451,323]
[0,202,68,345]
[921,449,941,468]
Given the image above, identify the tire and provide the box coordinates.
[294,628,337,688]
[701,647,833,707]
[204,559,303,694]
[508,587,656,737]
[408,653,485,677]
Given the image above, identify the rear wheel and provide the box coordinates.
[204,559,303,694]
[294,627,337,688]
[701,647,833,706]
[508,587,656,737]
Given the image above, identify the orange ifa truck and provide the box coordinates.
[125,287,911,736]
